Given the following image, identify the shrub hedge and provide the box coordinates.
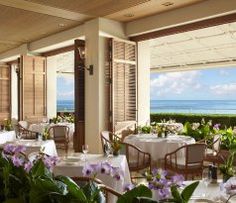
[150,113,236,128]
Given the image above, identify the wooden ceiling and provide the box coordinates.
[0,0,206,54]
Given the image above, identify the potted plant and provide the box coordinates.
[3,119,13,131]
[219,150,236,182]
[111,137,122,156]
[42,127,50,140]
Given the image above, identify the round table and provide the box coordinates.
[124,134,195,166]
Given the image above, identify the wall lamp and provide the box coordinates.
[77,47,94,75]
[78,64,93,75]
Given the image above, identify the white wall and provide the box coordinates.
[137,41,150,125]
[11,64,18,119]
[46,56,57,118]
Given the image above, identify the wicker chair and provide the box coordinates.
[48,125,69,154]
[165,143,206,180]
[71,176,122,203]
[17,121,37,139]
[101,132,151,180]
[203,134,223,165]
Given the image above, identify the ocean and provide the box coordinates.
[150,100,236,114]
[57,100,74,112]
[57,99,236,114]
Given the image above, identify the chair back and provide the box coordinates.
[18,120,29,129]
[212,134,221,152]
[48,125,69,142]
[186,143,206,164]
[101,131,111,149]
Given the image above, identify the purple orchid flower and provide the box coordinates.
[42,155,59,171]
[111,167,124,181]
[12,155,24,167]
[3,144,15,154]
[24,161,33,173]
[213,123,221,131]
[82,164,95,176]
[123,183,135,191]
[171,174,184,187]
[100,162,112,175]
[13,145,26,154]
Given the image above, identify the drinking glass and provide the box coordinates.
[82,145,89,161]
[202,168,212,197]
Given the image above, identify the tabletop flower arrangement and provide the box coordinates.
[145,168,199,203]
[3,119,13,131]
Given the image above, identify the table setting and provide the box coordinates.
[124,133,195,166]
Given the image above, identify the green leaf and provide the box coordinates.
[117,185,152,203]
[30,160,52,178]
[82,181,105,203]
[181,181,199,202]
[171,186,182,203]
[133,197,157,203]
[55,175,87,202]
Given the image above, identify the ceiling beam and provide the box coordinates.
[151,60,236,73]
[0,0,91,21]
[126,0,236,38]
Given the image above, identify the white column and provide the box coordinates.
[84,18,126,153]
[46,56,57,118]
[11,64,18,119]
[137,41,150,125]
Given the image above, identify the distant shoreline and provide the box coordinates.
[56,99,236,114]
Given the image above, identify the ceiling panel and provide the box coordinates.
[106,0,206,22]
[0,43,18,53]
[26,0,150,16]
[150,22,236,69]
[0,5,80,54]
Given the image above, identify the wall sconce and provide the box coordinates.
[77,47,93,75]
[78,64,93,75]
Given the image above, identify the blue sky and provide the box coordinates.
[57,75,74,100]
[151,67,236,100]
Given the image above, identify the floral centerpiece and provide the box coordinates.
[3,119,13,131]
[51,116,62,124]
[42,127,51,140]
[219,150,236,182]
[183,119,213,141]
[111,136,122,156]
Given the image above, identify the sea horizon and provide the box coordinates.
[57,99,236,114]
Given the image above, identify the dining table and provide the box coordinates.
[3,139,58,157]
[54,153,131,203]
[0,130,16,144]
[124,134,195,166]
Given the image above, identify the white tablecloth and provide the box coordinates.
[5,139,58,156]
[29,123,74,143]
[54,154,131,203]
[0,131,16,144]
[124,134,195,166]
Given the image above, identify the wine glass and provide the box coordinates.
[202,168,212,197]
[82,145,89,161]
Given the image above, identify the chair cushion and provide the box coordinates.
[169,157,202,169]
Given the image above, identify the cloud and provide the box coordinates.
[210,83,236,95]
[57,91,74,98]
[151,70,201,98]
[57,74,74,85]
[219,69,229,76]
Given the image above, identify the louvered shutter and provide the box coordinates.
[0,65,11,120]
[109,39,137,133]
[20,55,47,122]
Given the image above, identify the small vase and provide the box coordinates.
[113,151,119,156]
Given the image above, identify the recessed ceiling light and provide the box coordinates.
[58,23,66,27]
[162,2,174,7]
[124,13,134,18]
